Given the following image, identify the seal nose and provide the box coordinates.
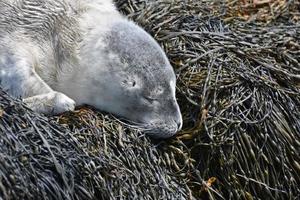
[176,120,183,131]
[173,114,182,131]
[172,100,183,132]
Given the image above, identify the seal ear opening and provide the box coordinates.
[120,73,142,89]
[121,79,137,88]
[132,81,136,87]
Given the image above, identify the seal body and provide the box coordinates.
[0,0,182,138]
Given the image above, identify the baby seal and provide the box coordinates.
[0,0,182,138]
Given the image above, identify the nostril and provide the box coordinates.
[176,120,183,131]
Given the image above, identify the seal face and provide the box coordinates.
[112,22,183,138]
[0,0,182,138]
[79,21,182,138]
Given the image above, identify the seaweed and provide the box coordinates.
[0,0,299,199]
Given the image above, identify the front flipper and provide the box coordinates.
[23,92,75,115]
[0,48,75,115]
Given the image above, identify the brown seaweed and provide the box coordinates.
[0,0,299,199]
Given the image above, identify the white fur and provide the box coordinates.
[0,0,122,114]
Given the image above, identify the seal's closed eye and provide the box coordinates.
[142,96,157,105]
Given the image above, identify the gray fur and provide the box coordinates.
[0,0,182,138]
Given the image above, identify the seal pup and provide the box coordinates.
[0,0,182,138]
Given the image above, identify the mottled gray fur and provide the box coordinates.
[0,0,182,138]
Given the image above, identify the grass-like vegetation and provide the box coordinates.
[0,0,299,199]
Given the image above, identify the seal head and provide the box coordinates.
[73,21,182,138]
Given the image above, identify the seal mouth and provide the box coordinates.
[127,115,183,138]
[119,118,180,138]
[142,123,180,139]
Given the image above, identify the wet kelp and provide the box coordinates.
[0,90,188,199]
[1,0,300,199]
